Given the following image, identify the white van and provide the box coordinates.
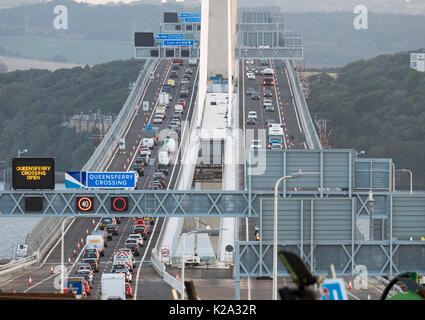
[86,235,105,256]
[158,151,170,166]
[174,104,183,113]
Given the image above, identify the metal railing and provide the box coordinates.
[285,59,322,150]
[0,59,157,275]
[151,248,183,296]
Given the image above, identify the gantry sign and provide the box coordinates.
[134,9,303,60]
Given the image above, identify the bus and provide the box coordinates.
[262,68,274,86]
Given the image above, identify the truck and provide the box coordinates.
[101,273,126,300]
[167,79,175,87]
[188,58,197,66]
[158,92,169,107]
[158,150,171,166]
[267,126,284,147]
[142,125,159,150]
[164,136,177,154]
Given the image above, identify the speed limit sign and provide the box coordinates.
[76,197,94,212]
[161,248,170,258]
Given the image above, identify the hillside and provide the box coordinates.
[0,59,145,171]
[307,52,425,189]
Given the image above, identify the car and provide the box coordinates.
[157,163,169,175]
[76,269,94,288]
[185,68,193,74]
[180,89,189,97]
[181,77,189,84]
[255,67,263,75]
[169,119,181,128]
[133,217,146,226]
[265,118,276,127]
[82,257,99,273]
[153,116,163,124]
[125,282,133,298]
[264,89,272,97]
[82,279,91,296]
[153,171,166,182]
[170,71,178,78]
[263,99,273,108]
[114,249,136,269]
[136,155,148,167]
[248,111,257,120]
[177,99,186,108]
[132,226,148,240]
[111,263,132,283]
[247,71,255,79]
[83,252,99,263]
[260,59,269,66]
[75,263,92,275]
[99,217,116,230]
[183,73,191,80]
[172,64,180,70]
[246,88,255,95]
[265,104,274,112]
[170,125,181,133]
[269,143,283,149]
[263,77,274,86]
[139,146,151,156]
[247,117,256,125]
[251,92,260,100]
[125,242,140,256]
[83,247,100,260]
[250,140,262,149]
[127,234,144,247]
[105,224,118,236]
[132,163,145,176]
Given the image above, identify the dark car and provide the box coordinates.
[157,163,169,175]
[264,89,272,97]
[185,68,193,74]
[170,125,181,133]
[99,217,115,230]
[180,89,189,97]
[82,258,99,273]
[124,242,140,256]
[172,64,180,70]
[251,92,260,100]
[133,163,144,176]
[83,252,99,263]
[136,155,148,167]
[153,172,166,182]
[170,71,178,78]
[247,117,256,125]
[105,224,118,236]
[76,270,93,288]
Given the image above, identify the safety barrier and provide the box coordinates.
[0,59,158,276]
[285,59,322,150]
[163,271,183,295]
[151,249,183,296]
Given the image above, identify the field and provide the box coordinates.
[0,35,134,65]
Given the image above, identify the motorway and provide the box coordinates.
[0,58,199,300]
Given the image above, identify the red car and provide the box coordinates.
[82,279,91,296]
[125,283,133,298]
[177,99,186,108]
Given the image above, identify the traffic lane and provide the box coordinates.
[272,59,304,149]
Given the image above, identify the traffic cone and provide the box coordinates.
[176,273,179,281]
[80,238,84,245]
[68,257,71,265]
[73,249,77,256]
[50,266,54,274]
[13,289,16,294]
[348,280,352,289]
[77,243,81,250]
[86,229,89,235]
[368,294,371,300]
[28,277,32,286]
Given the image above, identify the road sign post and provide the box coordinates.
[161,247,170,264]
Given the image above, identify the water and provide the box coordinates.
[0,183,66,259]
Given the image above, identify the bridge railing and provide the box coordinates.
[285,59,322,150]
[151,249,183,296]
[0,59,157,275]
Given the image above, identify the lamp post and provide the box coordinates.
[61,217,72,294]
[273,170,320,300]
[368,190,374,241]
[181,227,224,300]
[0,161,6,190]
[17,149,28,158]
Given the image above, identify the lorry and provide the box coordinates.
[164,136,177,154]
[101,273,126,300]
[267,126,284,147]
[142,125,159,150]
[158,150,171,166]
[158,92,170,107]
[188,58,197,66]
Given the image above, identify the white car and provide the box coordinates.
[140,146,151,156]
[127,234,144,247]
[263,99,273,108]
[153,116,163,124]
[247,71,255,80]
[250,140,262,149]
[248,111,257,120]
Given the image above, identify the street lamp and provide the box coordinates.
[181,227,224,300]
[0,161,6,190]
[368,190,374,241]
[273,170,320,300]
[392,163,413,194]
[18,149,28,158]
[61,217,73,294]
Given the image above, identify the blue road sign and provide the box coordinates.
[159,40,194,46]
[321,279,348,300]
[156,34,184,40]
[182,18,201,23]
[86,172,136,189]
[67,278,83,296]
[179,13,200,18]
[65,172,86,189]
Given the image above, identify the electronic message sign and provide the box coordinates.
[12,158,55,190]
